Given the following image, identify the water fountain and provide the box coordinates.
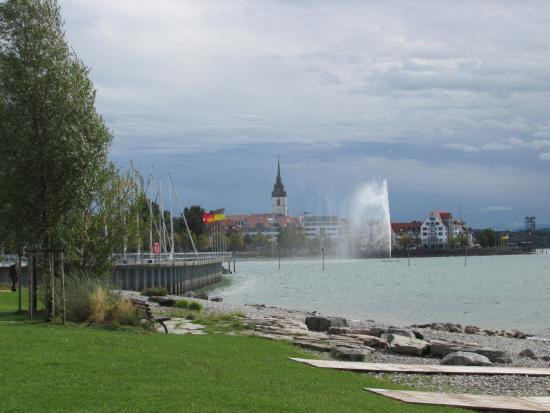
[344,179,392,258]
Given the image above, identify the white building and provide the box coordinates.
[271,158,288,216]
[298,214,341,240]
[420,211,472,247]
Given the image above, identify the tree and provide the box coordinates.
[278,227,306,254]
[398,234,412,249]
[0,0,111,252]
[477,228,496,248]
[182,205,205,236]
[227,232,244,251]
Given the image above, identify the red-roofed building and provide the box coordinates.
[222,213,302,241]
[391,221,422,247]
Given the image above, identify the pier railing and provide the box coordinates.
[113,252,233,265]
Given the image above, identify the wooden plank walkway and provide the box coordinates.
[364,388,550,412]
[289,358,550,376]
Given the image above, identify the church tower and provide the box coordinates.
[272,157,288,216]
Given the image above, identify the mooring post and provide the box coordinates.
[407,248,410,267]
[464,246,467,267]
[322,247,325,271]
[278,246,281,271]
[233,251,236,274]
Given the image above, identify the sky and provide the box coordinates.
[59,0,550,229]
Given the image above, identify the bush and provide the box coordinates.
[89,287,109,323]
[107,298,135,326]
[175,299,189,309]
[189,301,203,311]
[141,287,168,297]
[63,271,111,323]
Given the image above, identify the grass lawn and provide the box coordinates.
[0,291,463,412]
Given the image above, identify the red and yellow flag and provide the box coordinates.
[202,209,225,224]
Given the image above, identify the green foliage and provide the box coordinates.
[181,205,205,236]
[189,301,203,311]
[477,228,497,248]
[62,271,111,322]
[278,227,306,253]
[174,299,189,309]
[141,287,168,297]
[0,0,112,252]
[228,232,245,251]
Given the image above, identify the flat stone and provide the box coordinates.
[441,351,493,366]
[327,326,352,335]
[387,334,431,356]
[330,346,372,362]
[293,339,332,352]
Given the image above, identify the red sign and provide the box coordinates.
[153,242,160,254]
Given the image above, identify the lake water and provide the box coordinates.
[212,251,550,337]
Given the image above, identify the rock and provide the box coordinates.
[352,327,385,337]
[513,330,529,339]
[210,297,223,302]
[431,323,449,332]
[519,349,539,360]
[292,339,332,352]
[441,351,493,366]
[330,347,372,362]
[412,331,424,340]
[183,291,194,297]
[148,296,175,306]
[430,341,510,363]
[305,316,348,332]
[386,327,416,339]
[362,335,388,349]
[194,292,209,300]
[541,356,550,362]
[464,325,480,334]
[327,326,352,335]
[387,334,431,356]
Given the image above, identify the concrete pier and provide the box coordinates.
[112,258,223,294]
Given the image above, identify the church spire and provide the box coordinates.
[272,157,288,216]
[277,156,280,178]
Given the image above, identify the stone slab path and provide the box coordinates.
[157,318,206,335]
[290,358,550,376]
[364,388,550,412]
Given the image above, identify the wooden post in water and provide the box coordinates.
[278,245,281,271]
[407,248,410,267]
[322,247,325,271]
[233,252,236,274]
[464,246,467,267]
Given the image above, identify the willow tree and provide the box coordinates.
[0,0,111,251]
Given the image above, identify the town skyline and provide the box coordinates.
[59,0,550,229]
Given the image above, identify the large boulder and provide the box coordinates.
[330,347,372,362]
[387,334,431,356]
[441,351,493,366]
[305,316,348,332]
[148,296,175,306]
[430,341,510,364]
[464,325,480,334]
[352,327,385,337]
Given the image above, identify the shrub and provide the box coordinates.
[174,299,189,309]
[89,287,109,323]
[112,298,136,326]
[63,271,111,323]
[141,287,168,297]
[189,301,203,311]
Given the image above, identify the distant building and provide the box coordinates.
[223,213,301,241]
[391,221,422,248]
[272,157,288,216]
[420,211,472,247]
[298,214,341,240]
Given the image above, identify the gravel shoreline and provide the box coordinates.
[190,296,550,397]
[124,290,550,397]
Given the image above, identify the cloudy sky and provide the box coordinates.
[59,0,550,228]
